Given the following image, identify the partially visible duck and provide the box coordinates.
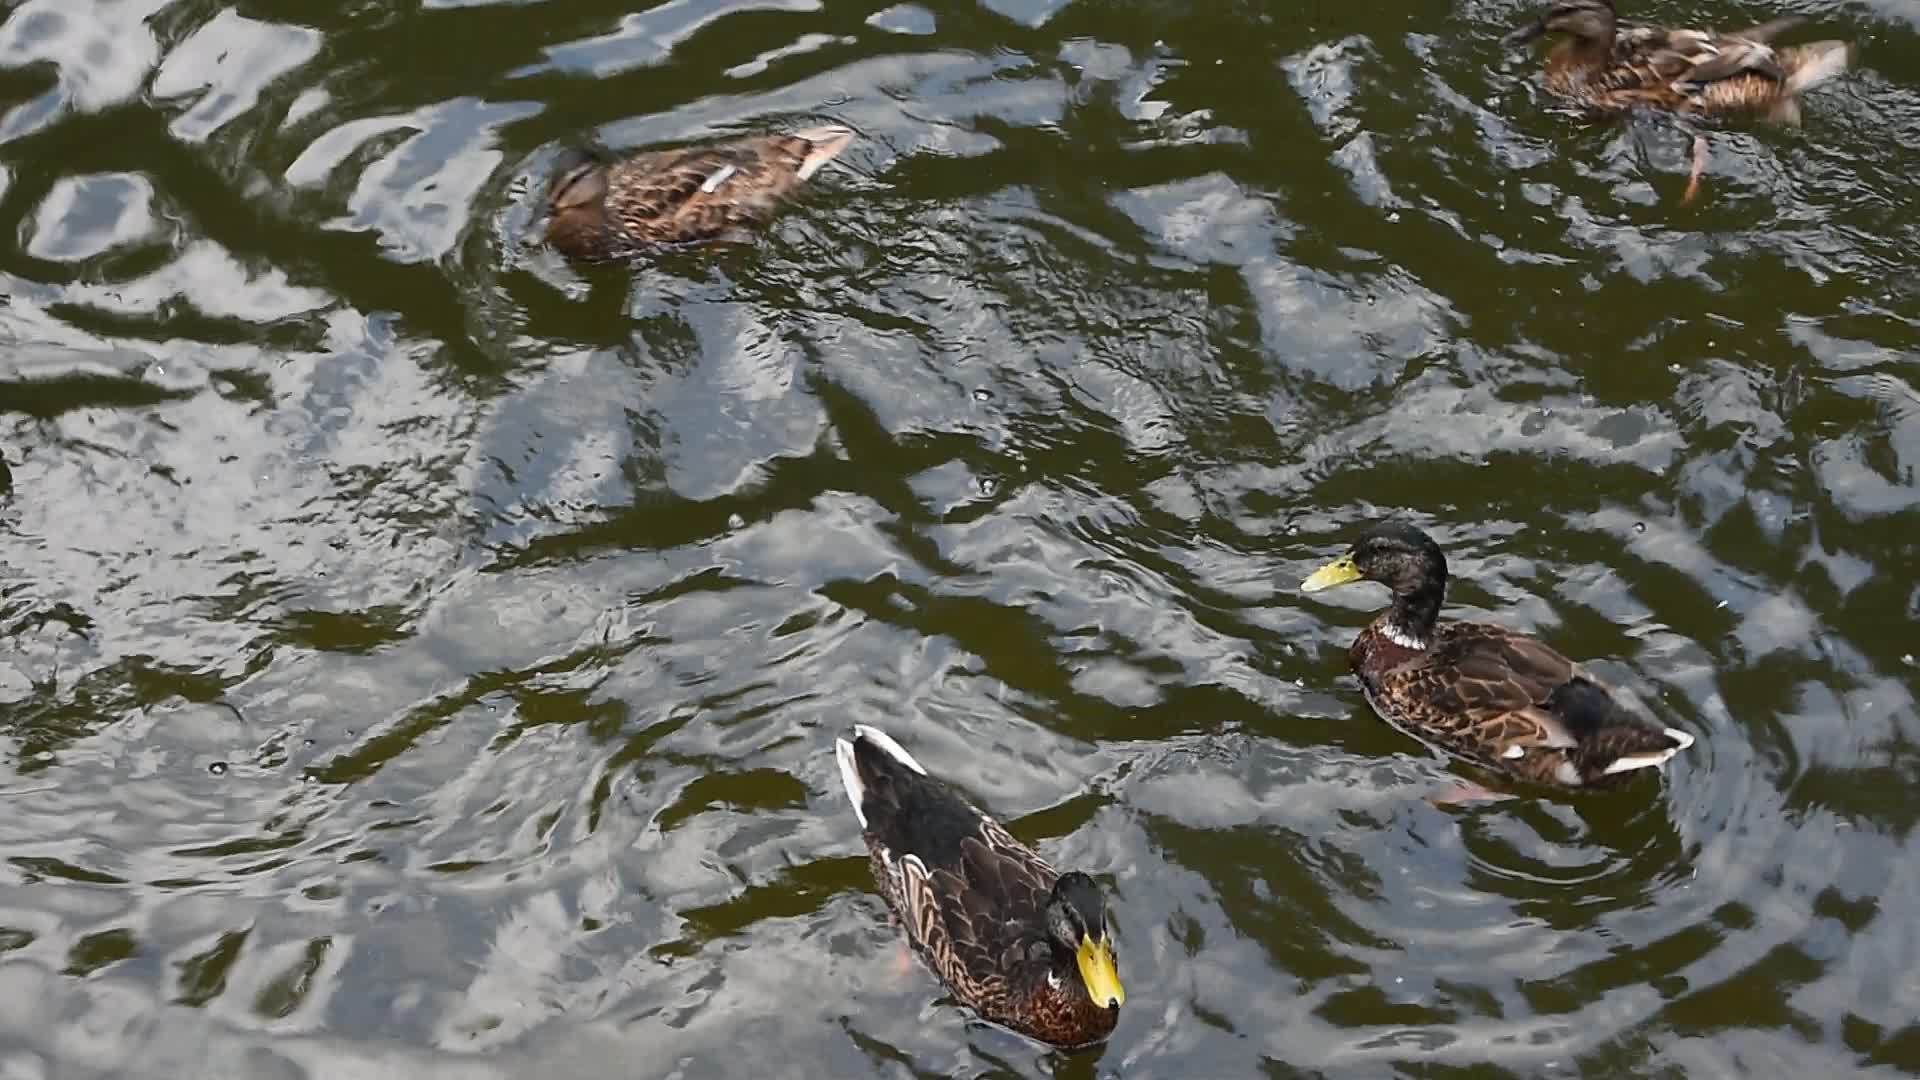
[545,125,854,261]
[1502,0,1852,200]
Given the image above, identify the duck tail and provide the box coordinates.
[1733,15,1802,43]
[833,737,868,828]
[1780,40,1853,95]
[1596,727,1696,777]
[834,725,926,829]
[790,125,855,181]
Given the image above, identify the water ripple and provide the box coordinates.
[2,0,1919,1076]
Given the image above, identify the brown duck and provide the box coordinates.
[834,725,1125,1048]
[1503,0,1852,200]
[1302,523,1695,788]
[544,126,854,261]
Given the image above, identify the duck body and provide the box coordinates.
[1507,0,1851,121]
[834,726,1124,1049]
[1305,523,1694,788]
[545,126,853,262]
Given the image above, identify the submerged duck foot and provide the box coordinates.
[1682,135,1709,205]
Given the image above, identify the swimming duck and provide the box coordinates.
[1502,0,1851,118]
[1503,0,1852,200]
[544,126,854,261]
[835,725,1124,1048]
[1301,523,1694,788]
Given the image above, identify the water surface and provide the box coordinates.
[3,0,1919,1076]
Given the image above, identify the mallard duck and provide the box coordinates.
[834,725,1124,1048]
[544,126,854,261]
[1503,0,1852,200]
[1502,0,1852,118]
[1301,523,1694,788]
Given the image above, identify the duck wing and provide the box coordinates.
[908,820,1056,1009]
[1600,26,1785,93]
[1380,622,1692,784]
[1382,621,1587,753]
[1728,16,1804,44]
[604,128,852,245]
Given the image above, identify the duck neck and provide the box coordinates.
[1034,959,1117,1043]
[1385,573,1444,648]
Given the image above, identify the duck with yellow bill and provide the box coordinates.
[834,725,1124,1048]
[1302,523,1695,788]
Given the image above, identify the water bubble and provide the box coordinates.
[978,477,998,496]
[972,388,992,402]
[1903,653,1915,667]
[1387,212,1401,223]
[1634,522,1646,534]
[727,513,746,530]
[208,761,228,776]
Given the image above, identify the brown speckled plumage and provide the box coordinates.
[1506,0,1852,120]
[544,126,854,262]
[835,727,1123,1049]
[1305,523,1695,789]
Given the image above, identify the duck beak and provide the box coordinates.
[1301,553,1363,593]
[1075,933,1125,1010]
[1503,19,1547,45]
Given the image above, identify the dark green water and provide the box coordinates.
[3,0,1919,1076]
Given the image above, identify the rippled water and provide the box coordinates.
[3,0,1919,1075]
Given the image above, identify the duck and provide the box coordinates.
[834,725,1124,1048]
[1502,0,1852,200]
[544,126,854,262]
[1301,522,1695,788]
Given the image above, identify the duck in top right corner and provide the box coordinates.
[1501,0,1854,199]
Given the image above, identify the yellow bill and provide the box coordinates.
[1301,553,1362,593]
[1075,933,1125,1009]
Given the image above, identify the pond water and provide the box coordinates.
[3,0,1919,1076]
